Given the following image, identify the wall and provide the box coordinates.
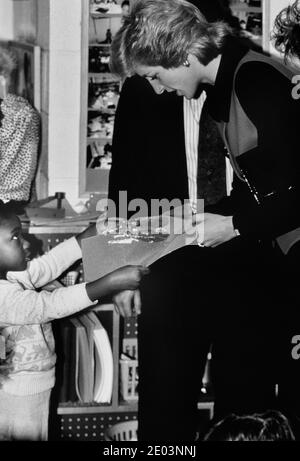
[36,0,50,199]
[47,0,82,205]
[0,0,13,40]
[12,0,38,43]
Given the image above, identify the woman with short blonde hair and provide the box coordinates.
[110,0,231,77]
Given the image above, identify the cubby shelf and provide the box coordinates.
[91,13,123,19]
[58,402,138,415]
[88,72,119,81]
[87,136,112,143]
[80,0,122,196]
[231,5,262,13]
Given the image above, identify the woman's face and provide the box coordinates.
[134,55,206,99]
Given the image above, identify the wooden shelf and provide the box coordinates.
[90,13,123,19]
[88,107,116,114]
[231,5,262,14]
[88,72,120,82]
[58,401,138,415]
[87,136,112,144]
[89,42,111,47]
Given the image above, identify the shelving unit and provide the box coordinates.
[79,0,123,197]
[230,0,264,48]
[55,297,138,440]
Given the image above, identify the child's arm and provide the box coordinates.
[1,265,149,326]
[86,265,149,301]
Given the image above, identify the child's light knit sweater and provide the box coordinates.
[0,237,96,396]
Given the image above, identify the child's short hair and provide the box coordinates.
[204,410,295,441]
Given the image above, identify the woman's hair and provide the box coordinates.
[110,0,232,78]
[273,0,300,61]
[204,410,295,441]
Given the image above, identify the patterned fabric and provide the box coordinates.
[0,94,40,202]
[197,104,227,206]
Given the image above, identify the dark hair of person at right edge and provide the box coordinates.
[273,0,300,60]
[203,410,295,441]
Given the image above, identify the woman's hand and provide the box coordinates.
[194,213,237,248]
[113,289,141,317]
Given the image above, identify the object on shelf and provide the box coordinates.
[123,338,138,359]
[120,353,138,402]
[59,318,78,403]
[88,80,120,110]
[245,12,262,36]
[98,28,112,44]
[89,311,114,404]
[58,311,114,405]
[87,114,115,140]
[86,141,112,170]
[90,0,122,17]
[89,46,111,73]
[85,192,106,212]
[70,316,94,403]
[26,192,66,219]
[105,420,138,441]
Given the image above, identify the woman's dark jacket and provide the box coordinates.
[206,38,300,253]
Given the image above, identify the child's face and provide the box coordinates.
[0,214,29,276]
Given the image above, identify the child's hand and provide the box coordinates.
[106,265,150,293]
[86,265,150,302]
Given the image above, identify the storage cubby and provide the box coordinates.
[79,0,123,196]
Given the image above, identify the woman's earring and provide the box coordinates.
[183,59,190,67]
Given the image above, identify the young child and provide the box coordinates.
[0,201,149,441]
